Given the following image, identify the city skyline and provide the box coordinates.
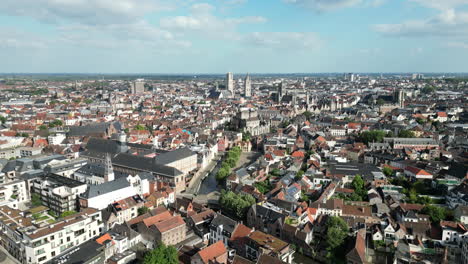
[1,0,468,73]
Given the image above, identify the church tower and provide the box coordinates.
[104,153,115,182]
[398,89,405,108]
[244,74,252,98]
[277,82,284,103]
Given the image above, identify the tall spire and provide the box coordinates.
[244,74,252,98]
[104,153,115,182]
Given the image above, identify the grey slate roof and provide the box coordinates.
[68,122,121,137]
[154,147,196,165]
[112,153,183,177]
[210,213,237,234]
[75,162,129,179]
[84,177,130,199]
[252,204,285,225]
[85,138,128,155]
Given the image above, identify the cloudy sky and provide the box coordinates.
[1,0,468,73]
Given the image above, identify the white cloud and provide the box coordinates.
[447,41,468,49]
[57,21,191,49]
[374,10,468,37]
[243,32,322,50]
[160,3,267,39]
[0,28,49,49]
[409,0,468,10]
[284,0,385,11]
[0,0,174,25]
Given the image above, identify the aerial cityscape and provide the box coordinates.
[1,1,468,264]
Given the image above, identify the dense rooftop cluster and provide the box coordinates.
[0,73,467,264]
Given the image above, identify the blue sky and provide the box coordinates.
[1,0,468,73]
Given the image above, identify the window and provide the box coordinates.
[36,249,45,256]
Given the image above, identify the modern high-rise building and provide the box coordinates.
[244,74,251,97]
[225,72,234,95]
[131,79,145,94]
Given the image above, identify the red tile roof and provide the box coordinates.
[197,241,226,264]
[154,215,185,233]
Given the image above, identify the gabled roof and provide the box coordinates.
[405,166,432,176]
[154,147,196,165]
[84,177,130,198]
[346,229,367,264]
[211,214,237,234]
[196,241,226,264]
[112,153,183,177]
[154,215,185,233]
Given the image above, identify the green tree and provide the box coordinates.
[138,206,149,216]
[39,125,48,130]
[376,98,385,105]
[421,205,447,223]
[295,170,305,181]
[326,216,349,263]
[84,99,94,104]
[382,167,394,177]
[416,118,426,124]
[303,111,312,119]
[219,190,256,219]
[226,157,237,168]
[352,174,364,191]
[270,168,281,177]
[398,130,415,138]
[254,180,272,194]
[351,175,367,201]
[49,119,63,128]
[358,130,386,145]
[216,167,230,181]
[242,131,252,142]
[31,193,42,206]
[300,191,309,202]
[422,86,436,94]
[0,116,6,124]
[135,124,147,131]
[143,244,178,264]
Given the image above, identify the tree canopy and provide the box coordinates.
[143,244,178,264]
[422,86,436,94]
[216,147,242,182]
[138,206,149,216]
[358,130,387,145]
[421,205,453,223]
[398,130,416,138]
[382,167,393,177]
[351,175,367,201]
[325,216,349,263]
[31,193,42,207]
[48,119,63,128]
[134,124,147,131]
[219,190,256,219]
